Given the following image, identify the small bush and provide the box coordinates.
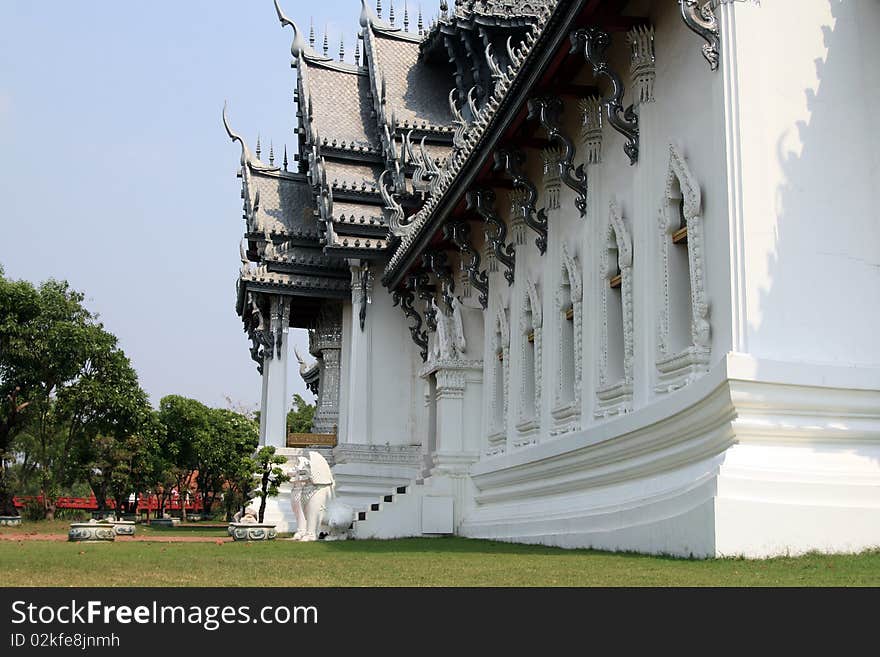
[21,499,45,521]
[55,509,90,521]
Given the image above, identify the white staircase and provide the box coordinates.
[351,478,454,539]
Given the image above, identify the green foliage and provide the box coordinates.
[157,395,211,520]
[195,408,258,516]
[287,394,316,434]
[247,446,290,523]
[0,271,150,518]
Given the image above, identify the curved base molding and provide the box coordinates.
[460,354,880,558]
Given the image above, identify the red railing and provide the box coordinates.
[13,494,205,512]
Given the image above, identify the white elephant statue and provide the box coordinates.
[289,451,354,541]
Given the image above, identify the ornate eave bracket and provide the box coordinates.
[244,294,275,375]
[443,219,489,310]
[570,28,640,165]
[466,188,516,286]
[526,97,588,216]
[423,250,455,312]
[494,149,548,254]
[353,264,374,332]
[409,271,437,333]
[393,285,429,362]
[679,0,720,71]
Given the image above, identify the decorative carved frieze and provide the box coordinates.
[393,285,429,362]
[627,25,656,105]
[526,97,588,216]
[578,96,603,165]
[308,302,343,434]
[679,0,720,71]
[443,219,489,310]
[570,27,640,165]
[467,188,516,286]
[541,147,562,211]
[494,148,548,255]
[509,191,527,247]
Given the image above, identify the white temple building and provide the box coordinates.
[226,0,880,557]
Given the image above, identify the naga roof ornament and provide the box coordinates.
[222,101,279,173]
[275,0,329,62]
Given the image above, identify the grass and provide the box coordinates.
[2,521,879,586]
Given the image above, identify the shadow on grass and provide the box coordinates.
[316,536,697,563]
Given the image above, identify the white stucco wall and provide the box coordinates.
[727,0,880,366]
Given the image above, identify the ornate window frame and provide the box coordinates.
[656,144,711,392]
[551,242,583,435]
[596,201,634,418]
[515,276,542,445]
[486,296,510,456]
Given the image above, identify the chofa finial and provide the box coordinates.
[222,102,281,173]
[274,0,308,60]
[222,101,251,168]
[361,0,379,28]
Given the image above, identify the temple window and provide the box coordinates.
[655,145,711,393]
[521,309,536,420]
[596,202,634,418]
[551,244,583,434]
[666,177,693,355]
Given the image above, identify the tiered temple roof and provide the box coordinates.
[230,0,621,338]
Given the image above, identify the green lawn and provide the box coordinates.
[2,521,879,586]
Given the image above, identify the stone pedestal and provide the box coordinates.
[420,358,483,530]
[113,521,136,536]
[68,522,116,542]
[230,523,277,541]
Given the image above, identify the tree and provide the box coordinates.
[157,395,210,522]
[287,393,316,434]
[248,446,290,523]
[193,408,258,518]
[0,269,43,515]
[0,272,147,519]
[72,411,162,518]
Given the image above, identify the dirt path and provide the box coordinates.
[0,533,232,543]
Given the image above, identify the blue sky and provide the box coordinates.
[0,1,405,411]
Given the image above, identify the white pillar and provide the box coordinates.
[344,262,373,444]
[259,295,290,449]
